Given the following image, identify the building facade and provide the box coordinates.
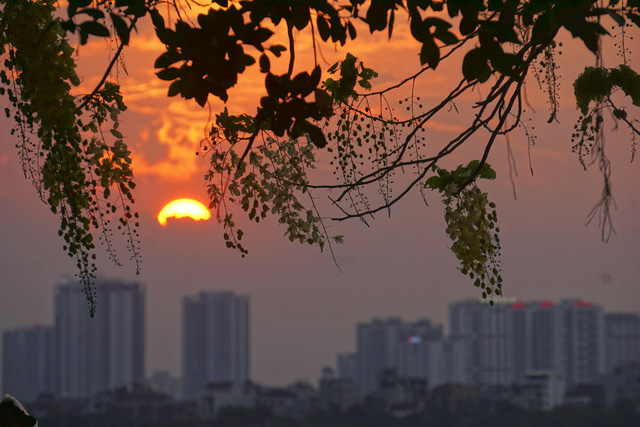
[355,318,444,392]
[447,299,606,388]
[605,313,640,372]
[449,300,517,386]
[182,291,250,400]
[2,325,54,402]
[54,278,145,398]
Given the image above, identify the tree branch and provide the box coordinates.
[76,16,139,111]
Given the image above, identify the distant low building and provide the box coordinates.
[521,371,565,411]
[147,371,181,401]
[89,383,180,420]
[602,362,640,409]
[430,384,477,412]
[319,367,362,411]
[257,382,318,419]
[199,382,257,419]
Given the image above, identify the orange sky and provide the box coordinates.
[0,10,638,385]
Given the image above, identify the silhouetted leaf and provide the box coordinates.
[419,35,440,68]
[302,121,327,148]
[149,8,165,29]
[167,80,183,97]
[269,45,286,57]
[80,21,110,38]
[462,48,490,82]
[259,53,270,73]
[292,5,310,30]
[366,0,390,32]
[314,88,333,117]
[459,13,478,35]
[316,15,330,41]
[156,67,182,81]
[154,50,182,68]
[110,13,130,45]
[347,21,357,39]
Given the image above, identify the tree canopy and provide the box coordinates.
[1,0,639,313]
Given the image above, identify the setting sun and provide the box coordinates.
[157,198,211,226]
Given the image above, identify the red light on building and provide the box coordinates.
[574,301,593,307]
[511,302,526,309]
[539,301,554,308]
[33,323,41,329]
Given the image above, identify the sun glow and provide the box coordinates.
[157,198,211,226]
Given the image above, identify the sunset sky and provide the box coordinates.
[0,11,638,386]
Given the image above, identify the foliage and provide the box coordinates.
[0,0,140,315]
[426,161,502,304]
[203,109,341,257]
[1,0,640,309]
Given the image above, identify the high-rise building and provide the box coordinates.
[523,301,562,374]
[2,325,54,402]
[448,299,606,387]
[182,291,250,401]
[355,318,443,392]
[558,300,605,385]
[54,278,145,398]
[449,299,517,386]
[605,313,640,372]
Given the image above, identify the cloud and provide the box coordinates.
[127,99,211,182]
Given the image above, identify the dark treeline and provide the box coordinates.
[37,400,640,427]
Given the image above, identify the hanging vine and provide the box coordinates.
[0,0,140,315]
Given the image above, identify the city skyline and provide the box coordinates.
[2,278,638,403]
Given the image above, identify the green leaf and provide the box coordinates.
[609,64,640,106]
[425,176,441,189]
[612,108,627,120]
[573,67,612,114]
[478,163,496,180]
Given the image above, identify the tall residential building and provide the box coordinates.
[355,318,443,392]
[2,325,54,403]
[605,313,640,372]
[449,299,517,386]
[448,299,606,387]
[558,299,605,385]
[523,301,563,375]
[54,278,145,398]
[182,291,250,401]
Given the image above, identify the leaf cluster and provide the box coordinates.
[0,0,140,315]
[426,162,502,304]
[204,110,340,255]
